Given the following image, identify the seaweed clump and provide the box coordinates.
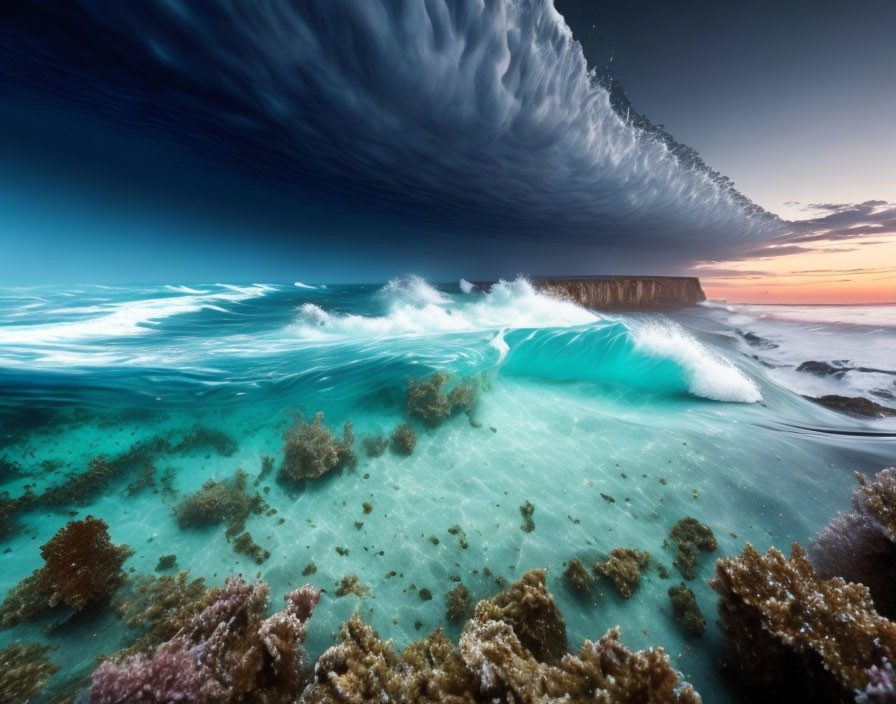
[91,577,321,704]
[304,568,700,703]
[114,571,215,656]
[519,501,535,533]
[361,435,388,458]
[278,412,356,486]
[232,531,270,565]
[335,574,369,598]
[173,468,265,538]
[390,423,416,456]
[811,468,896,618]
[0,641,59,703]
[406,374,476,428]
[710,542,896,700]
[669,517,717,580]
[445,583,473,624]
[668,583,706,637]
[1,516,132,629]
[595,549,650,599]
[564,557,593,594]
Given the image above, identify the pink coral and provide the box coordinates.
[90,578,320,704]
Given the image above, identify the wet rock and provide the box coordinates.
[797,360,850,377]
[803,394,896,418]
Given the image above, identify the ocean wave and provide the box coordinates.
[0,284,272,346]
[294,282,318,290]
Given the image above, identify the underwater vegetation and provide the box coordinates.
[594,548,650,599]
[669,517,717,580]
[305,569,700,703]
[667,584,706,638]
[389,423,416,456]
[711,542,896,702]
[173,467,266,538]
[0,641,59,703]
[91,578,321,704]
[406,373,476,428]
[278,412,356,486]
[0,516,132,630]
[810,467,896,618]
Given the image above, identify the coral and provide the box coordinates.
[669,517,717,580]
[710,542,896,699]
[1,516,132,629]
[304,569,700,703]
[594,548,650,599]
[361,435,388,458]
[858,660,896,703]
[39,515,133,610]
[0,642,59,703]
[564,557,593,593]
[668,583,706,637]
[232,531,271,564]
[406,374,476,428]
[811,468,896,617]
[155,554,177,571]
[389,423,416,456]
[90,578,320,704]
[519,501,535,533]
[173,467,266,538]
[114,571,215,656]
[336,574,369,598]
[446,583,473,624]
[278,412,356,486]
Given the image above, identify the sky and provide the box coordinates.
[0,0,893,302]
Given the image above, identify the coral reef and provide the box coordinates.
[595,549,650,599]
[336,574,369,598]
[1,516,132,629]
[519,501,535,533]
[278,412,356,486]
[304,568,700,703]
[173,467,266,538]
[90,577,320,704]
[114,571,215,656]
[0,642,59,703]
[811,468,896,618]
[857,660,896,703]
[710,542,896,700]
[669,517,717,579]
[390,423,416,456]
[668,583,706,637]
[361,435,388,458]
[445,583,473,624]
[406,374,476,428]
[563,557,593,593]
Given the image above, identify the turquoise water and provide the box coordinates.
[1,278,894,701]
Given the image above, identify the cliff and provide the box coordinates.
[534,276,706,311]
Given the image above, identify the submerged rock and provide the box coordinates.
[669,517,717,580]
[279,412,356,485]
[797,360,849,377]
[710,542,896,699]
[803,394,896,418]
[519,501,535,533]
[595,549,650,599]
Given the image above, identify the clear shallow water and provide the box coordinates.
[0,278,894,702]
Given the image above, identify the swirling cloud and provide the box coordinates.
[0,0,785,270]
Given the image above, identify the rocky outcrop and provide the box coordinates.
[536,277,706,311]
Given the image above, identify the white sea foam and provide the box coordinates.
[459,279,475,294]
[292,277,598,340]
[633,319,761,403]
[294,282,318,289]
[0,284,272,346]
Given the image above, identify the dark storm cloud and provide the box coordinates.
[0,0,783,269]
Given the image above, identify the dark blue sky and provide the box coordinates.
[0,1,891,284]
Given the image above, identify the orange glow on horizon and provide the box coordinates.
[697,234,896,304]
